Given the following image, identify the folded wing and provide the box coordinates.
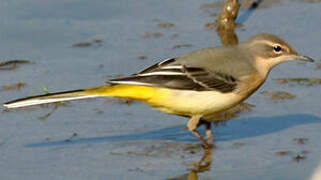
[109,58,238,93]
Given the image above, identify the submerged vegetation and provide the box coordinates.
[275,78,321,86]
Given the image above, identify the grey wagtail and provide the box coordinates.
[3,33,314,149]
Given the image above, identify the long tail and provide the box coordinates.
[3,85,160,109]
[3,89,99,109]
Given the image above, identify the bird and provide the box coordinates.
[3,33,314,149]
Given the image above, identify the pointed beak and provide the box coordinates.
[293,55,315,62]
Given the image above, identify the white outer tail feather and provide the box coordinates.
[3,95,99,109]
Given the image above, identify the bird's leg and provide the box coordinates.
[201,119,214,148]
[187,115,212,149]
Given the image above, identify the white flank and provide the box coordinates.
[4,95,99,109]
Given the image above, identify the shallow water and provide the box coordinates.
[0,0,321,179]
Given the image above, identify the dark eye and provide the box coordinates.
[273,45,282,52]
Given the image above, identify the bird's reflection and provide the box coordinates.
[168,149,213,180]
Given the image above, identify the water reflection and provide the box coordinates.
[26,114,321,147]
[168,149,213,180]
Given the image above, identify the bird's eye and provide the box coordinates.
[273,45,282,52]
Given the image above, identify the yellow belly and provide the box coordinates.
[147,88,243,116]
[86,85,243,117]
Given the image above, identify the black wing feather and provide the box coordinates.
[109,58,238,93]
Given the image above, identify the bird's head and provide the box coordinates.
[241,33,314,75]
